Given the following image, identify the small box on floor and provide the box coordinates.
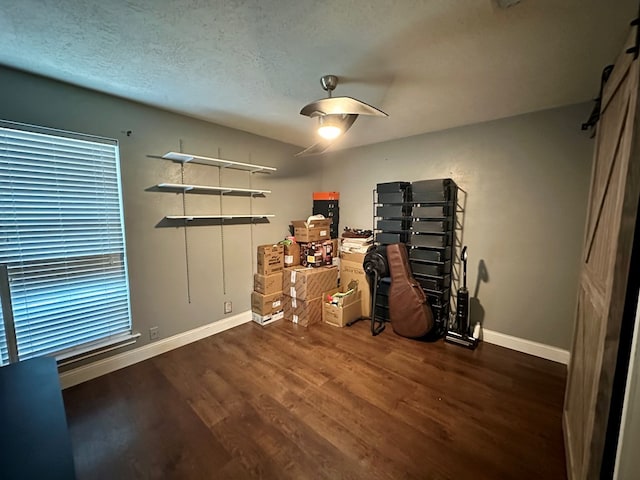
[299,240,334,267]
[251,290,284,316]
[322,285,362,327]
[252,310,284,327]
[254,272,283,295]
[283,295,322,327]
[257,244,284,275]
[340,252,370,317]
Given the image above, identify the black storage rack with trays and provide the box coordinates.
[313,199,339,239]
[374,181,412,245]
[409,178,456,334]
[372,181,413,322]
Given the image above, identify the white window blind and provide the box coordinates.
[0,121,132,365]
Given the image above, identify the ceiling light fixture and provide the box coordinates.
[317,115,343,140]
[296,74,387,156]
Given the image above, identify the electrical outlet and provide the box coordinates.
[224,301,232,314]
[149,326,159,341]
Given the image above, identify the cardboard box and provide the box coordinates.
[251,290,284,315]
[252,310,284,327]
[254,272,283,295]
[283,265,338,301]
[281,267,295,291]
[340,252,370,317]
[299,240,334,267]
[332,239,340,267]
[283,295,322,327]
[283,242,301,267]
[322,287,362,327]
[257,244,284,275]
[291,218,332,242]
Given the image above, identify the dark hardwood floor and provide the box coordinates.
[63,320,568,479]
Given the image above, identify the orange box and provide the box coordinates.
[313,191,340,201]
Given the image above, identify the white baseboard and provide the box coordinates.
[481,328,570,365]
[59,310,252,389]
[59,313,568,388]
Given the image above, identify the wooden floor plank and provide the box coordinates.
[249,391,384,480]
[282,388,410,480]
[152,347,229,427]
[207,404,293,479]
[63,320,567,479]
[63,360,231,479]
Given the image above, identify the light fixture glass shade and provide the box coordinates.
[317,115,343,139]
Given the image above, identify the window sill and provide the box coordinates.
[55,332,141,367]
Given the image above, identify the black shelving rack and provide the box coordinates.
[313,199,339,239]
[373,179,457,335]
[409,179,457,334]
[373,182,412,323]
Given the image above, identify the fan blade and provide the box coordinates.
[340,114,358,133]
[336,113,358,135]
[295,115,358,157]
[300,96,387,117]
[295,141,332,157]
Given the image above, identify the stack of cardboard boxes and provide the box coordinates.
[251,244,285,326]
[283,265,338,326]
[251,241,340,328]
[251,213,370,329]
[283,217,339,326]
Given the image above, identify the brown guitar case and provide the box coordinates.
[386,243,434,338]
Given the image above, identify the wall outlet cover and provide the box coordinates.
[149,326,159,340]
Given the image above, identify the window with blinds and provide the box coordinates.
[0,121,132,365]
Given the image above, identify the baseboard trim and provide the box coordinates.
[59,314,568,388]
[481,328,570,365]
[59,310,252,389]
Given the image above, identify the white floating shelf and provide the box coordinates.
[166,214,275,220]
[157,183,270,195]
[162,152,277,173]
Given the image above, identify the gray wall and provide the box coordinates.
[0,65,594,355]
[321,104,593,349]
[0,66,320,358]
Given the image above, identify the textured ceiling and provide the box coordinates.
[0,0,637,151]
